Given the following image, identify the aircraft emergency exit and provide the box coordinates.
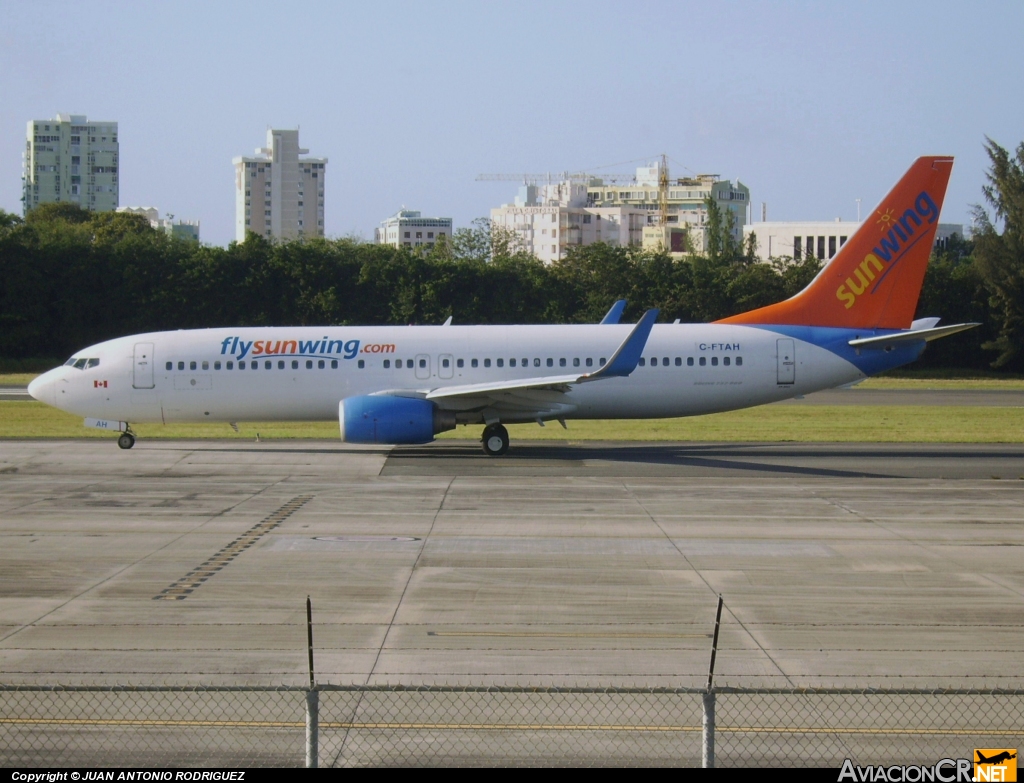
[29,156,977,455]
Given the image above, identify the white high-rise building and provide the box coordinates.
[233,129,326,242]
[22,114,119,214]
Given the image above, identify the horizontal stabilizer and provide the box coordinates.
[848,323,979,349]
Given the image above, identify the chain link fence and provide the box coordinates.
[2,684,1021,767]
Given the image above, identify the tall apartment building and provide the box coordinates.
[22,114,119,214]
[233,129,326,242]
[375,210,452,249]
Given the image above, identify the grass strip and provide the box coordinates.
[2,401,1021,442]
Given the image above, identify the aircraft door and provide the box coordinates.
[415,354,431,380]
[438,354,454,379]
[777,338,795,385]
[133,342,155,389]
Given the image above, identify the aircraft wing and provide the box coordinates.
[848,322,979,349]
[426,308,658,401]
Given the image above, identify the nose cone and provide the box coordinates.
[27,369,60,407]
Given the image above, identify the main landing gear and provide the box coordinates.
[481,423,509,457]
[117,427,136,450]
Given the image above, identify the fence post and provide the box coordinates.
[702,690,715,768]
[305,595,318,768]
[702,594,723,768]
[306,688,319,768]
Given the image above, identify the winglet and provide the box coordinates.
[600,299,627,324]
[583,308,659,380]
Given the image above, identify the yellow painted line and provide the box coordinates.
[427,632,711,639]
[1,718,1019,736]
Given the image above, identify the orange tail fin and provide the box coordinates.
[719,156,953,329]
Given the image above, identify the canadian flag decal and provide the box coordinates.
[94,380,108,388]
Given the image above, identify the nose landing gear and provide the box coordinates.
[117,428,136,450]
[481,423,509,456]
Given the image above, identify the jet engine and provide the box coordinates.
[339,395,456,444]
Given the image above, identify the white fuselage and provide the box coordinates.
[29,323,868,427]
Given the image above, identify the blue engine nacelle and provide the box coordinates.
[339,395,456,444]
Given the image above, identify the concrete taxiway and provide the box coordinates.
[0,440,1021,688]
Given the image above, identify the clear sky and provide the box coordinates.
[2,0,1022,246]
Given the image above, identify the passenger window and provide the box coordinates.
[190,361,197,370]
[534,358,540,367]
[331,360,338,369]
[675,357,682,366]
[239,361,246,369]
[724,357,731,366]
[226,361,234,370]
[699,357,706,366]
[599,358,606,366]
[178,361,185,371]
[687,357,694,366]
[165,362,173,371]
[559,358,566,367]
[573,358,580,367]
[471,359,478,368]
[711,357,718,366]
[396,359,403,368]
[418,359,426,368]
[497,358,504,367]
[484,359,491,368]
[251,361,258,370]
[522,358,528,367]
[202,361,209,370]
[510,358,516,367]
[546,358,553,367]
[291,360,298,369]
[639,358,646,367]
[318,360,325,369]
[306,360,312,369]
[663,358,669,366]
[441,358,449,368]
[214,361,221,370]
[278,360,285,369]
[87,358,100,369]
[384,359,391,369]
[457,359,464,368]
[736,357,743,366]
[586,358,593,367]
[263,360,270,369]
[358,359,365,369]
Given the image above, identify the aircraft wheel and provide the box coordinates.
[481,423,509,457]
[117,433,136,450]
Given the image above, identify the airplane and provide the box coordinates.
[975,751,1016,765]
[28,156,978,456]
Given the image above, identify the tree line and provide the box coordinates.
[1,139,1021,372]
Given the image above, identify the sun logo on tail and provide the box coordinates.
[876,207,896,232]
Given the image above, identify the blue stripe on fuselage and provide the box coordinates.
[745,324,926,376]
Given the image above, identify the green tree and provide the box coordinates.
[972,138,1024,369]
[24,202,92,225]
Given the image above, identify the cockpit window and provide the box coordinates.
[64,358,77,367]
[86,358,100,369]
[73,358,88,369]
